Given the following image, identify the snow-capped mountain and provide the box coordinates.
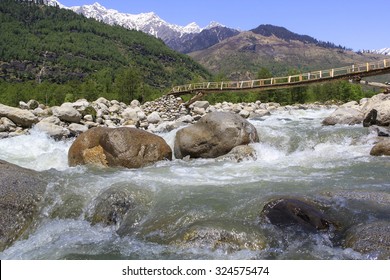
[372,48,390,56]
[69,2,203,40]
[48,1,238,53]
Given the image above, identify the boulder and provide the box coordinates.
[363,100,390,127]
[216,145,257,162]
[174,112,259,159]
[52,103,82,123]
[89,184,153,229]
[322,107,364,126]
[147,111,161,124]
[171,220,266,252]
[35,121,70,139]
[68,127,172,168]
[0,160,46,251]
[0,103,38,128]
[260,198,337,232]
[370,138,390,156]
[345,221,390,259]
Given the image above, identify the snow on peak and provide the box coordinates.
[373,48,390,56]
[52,1,227,40]
[205,21,225,29]
[182,22,202,34]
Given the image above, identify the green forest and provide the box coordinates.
[0,0,381,107]
[0,0,210,106]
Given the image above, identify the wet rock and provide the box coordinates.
[171,220,266,252]
[0,103,38,128]
[322,107,364,126]
[88,186,132,226]
[50,193,85,220]
[0,160,46,251]
[68,127,112,167]
[35,121,70,140]
[370,138,390,156]
[261,198,336,231]
[68,127,172,168]
[174,112,259,159]
[345,221,390,259]
[216,145,257,162]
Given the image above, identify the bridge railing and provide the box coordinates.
[170,59,390,94]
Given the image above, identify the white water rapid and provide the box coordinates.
[0,108,389,260]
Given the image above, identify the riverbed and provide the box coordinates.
[0,108,389,259]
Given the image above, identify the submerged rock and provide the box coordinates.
[174,112,259,159]
[370,138,390,156]
[171,220,266,252]
[345,221,390,259]
[68,127,172,168]
[0,160,46,251]
[260,198,337,232]
[87,184,153,229]
[216,145,257,162]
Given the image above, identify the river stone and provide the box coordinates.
[68,127,172,168]
[171,220,266,252]
[0,103,38,128]
[370,138,390,156]
[322,107,364,126]
[91,184,153,230]
[0,160,46,251]
[362,99,390,126]
[261,198,336,232]
[216,145,257,162]
[345,221,390,259]
[52,103,82,123]
[174,112,259,159]
[35,121,70,139]
[68,127,111,167]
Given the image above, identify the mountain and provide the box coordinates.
[54,1,239,54]
[188,27,389,80]
[0,0,210,105]
[251,24,347,50]
[167,25,240,54]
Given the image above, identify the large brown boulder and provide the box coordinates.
[174,112,259,159]
[68,127,172,168]
[0,160,46,251]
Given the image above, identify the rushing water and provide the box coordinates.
[0,108,389,260]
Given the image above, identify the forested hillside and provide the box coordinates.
[0,0,210,106]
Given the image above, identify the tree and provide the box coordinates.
[115,67,141,103]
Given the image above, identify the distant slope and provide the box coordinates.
[189,28,388,80]
[0,0,210,87]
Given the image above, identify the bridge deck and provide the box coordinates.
[169,59,390,96]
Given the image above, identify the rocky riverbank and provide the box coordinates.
[1,92,390,155]
[0,95,335,140]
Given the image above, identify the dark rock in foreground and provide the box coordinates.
[261,198,337,232]
[0,160,46,251]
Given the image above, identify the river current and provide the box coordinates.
[0,108,389,260]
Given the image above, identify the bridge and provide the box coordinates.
[168,59,390,104]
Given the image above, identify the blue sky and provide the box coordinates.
[59,0,389,51]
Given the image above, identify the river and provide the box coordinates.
[0,108,389,260]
